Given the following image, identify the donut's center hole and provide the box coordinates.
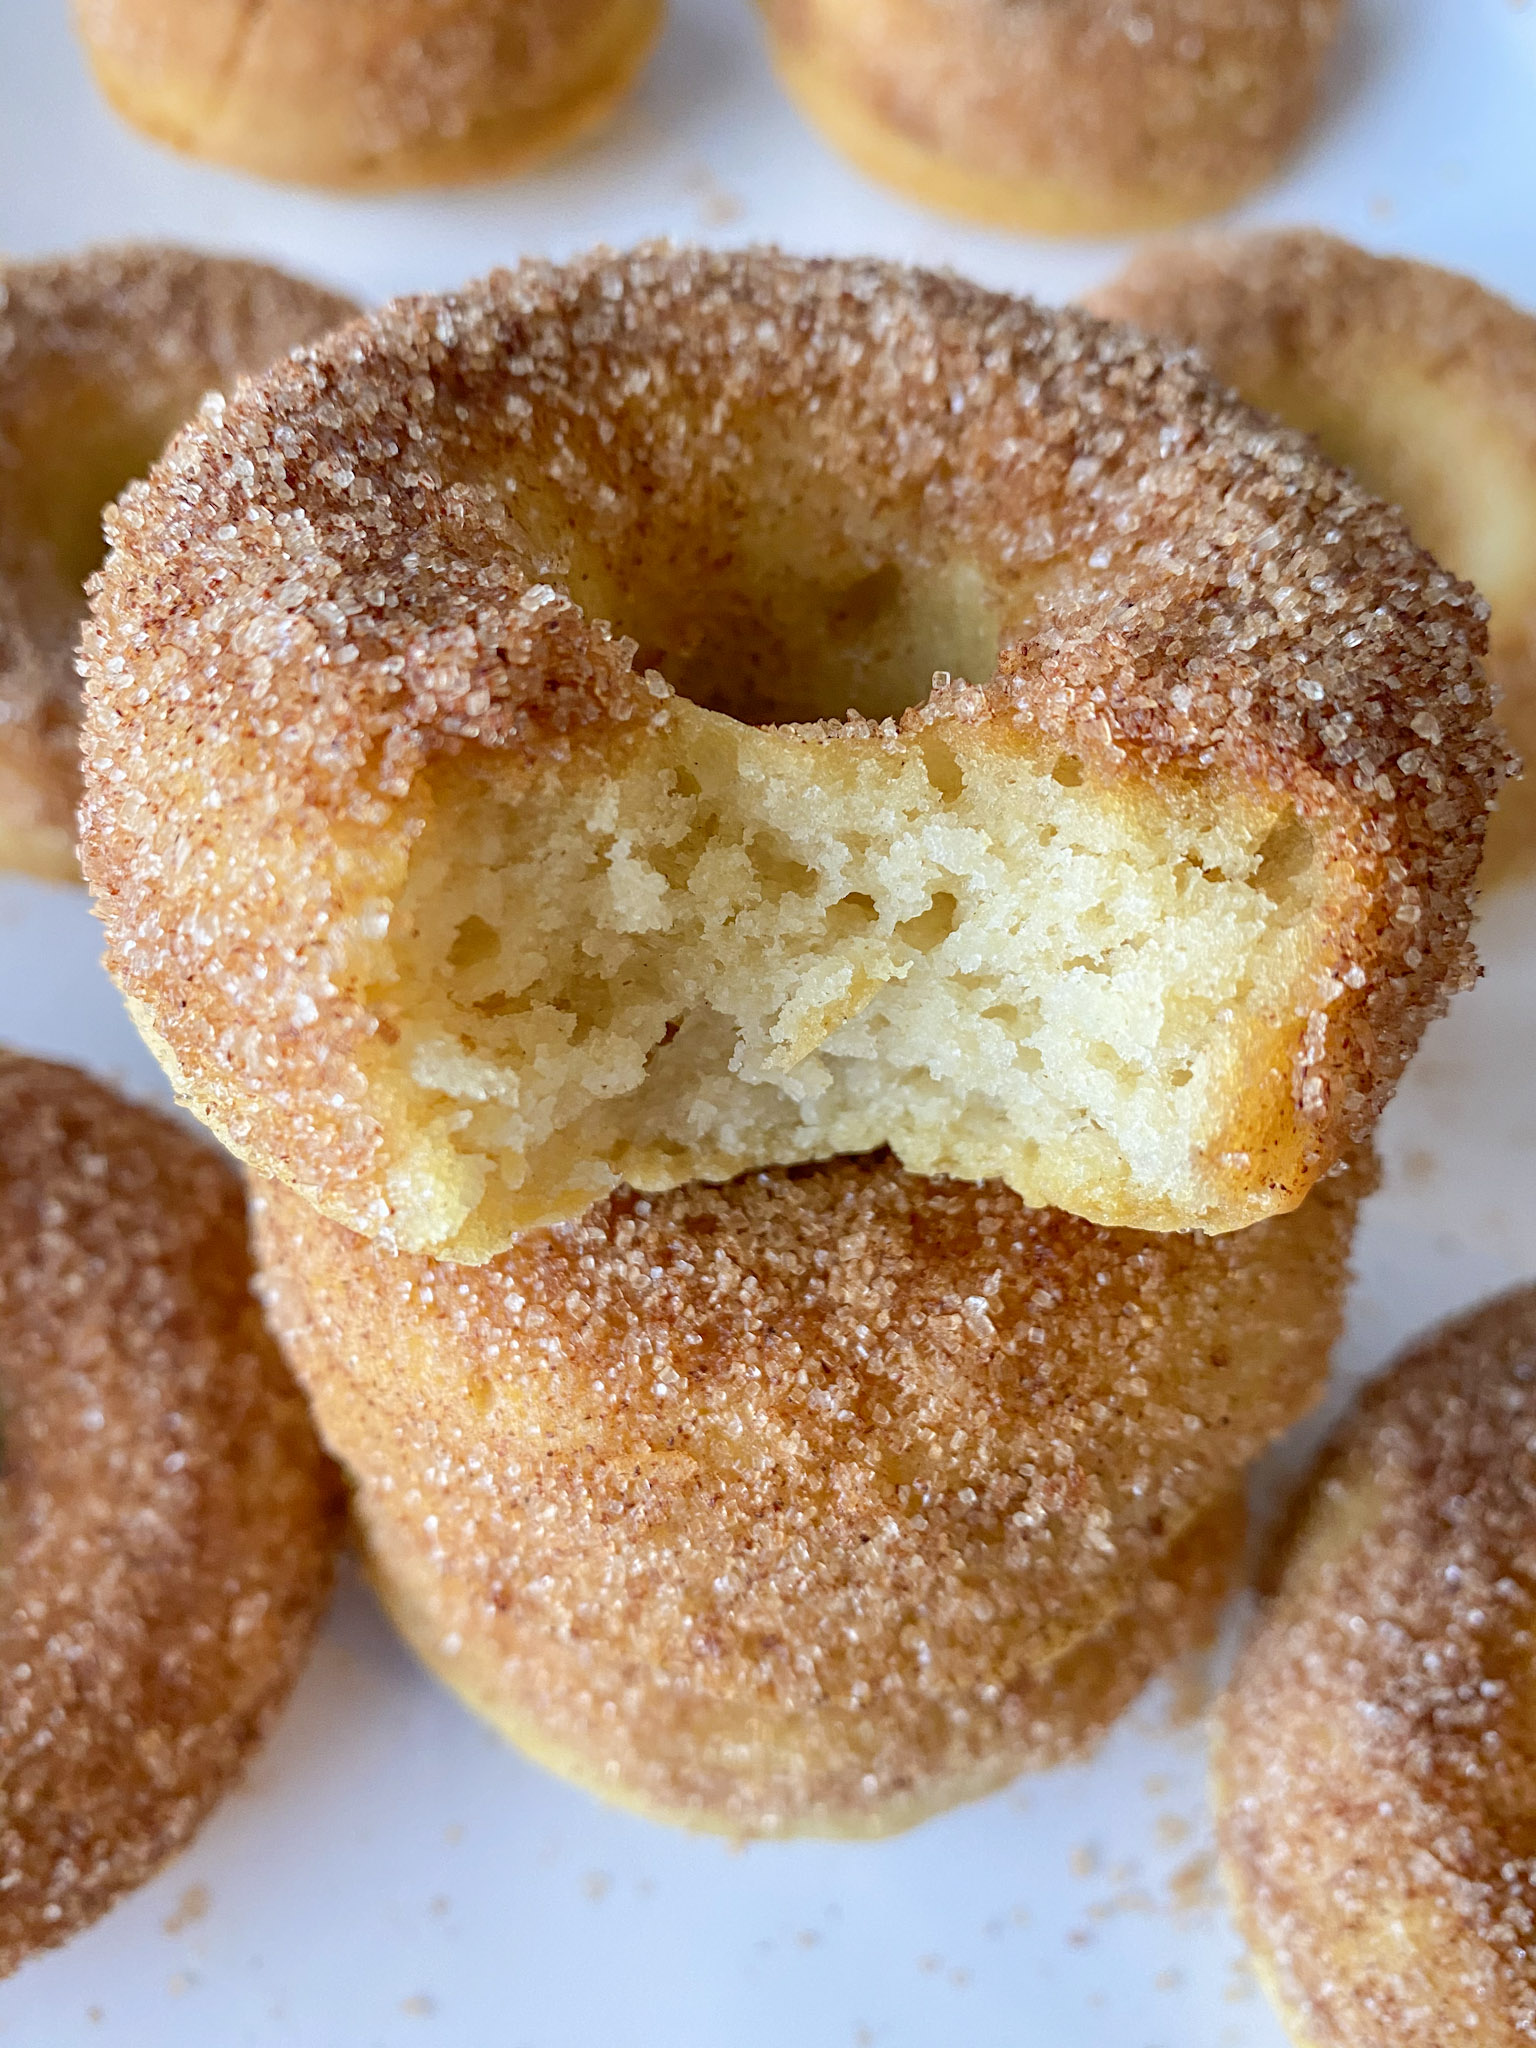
[563,536,1002,726]
[11,392,185,643]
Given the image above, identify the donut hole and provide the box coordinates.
[373,695,1338,1251]
[558,523,1003,726]
[6,386,186,648]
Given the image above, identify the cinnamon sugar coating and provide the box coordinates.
[1215,1288,1536,2047]
[73,0,663,192]
[254,1149,1363,1836]
[0,244,355,881]
[1093,228,1536,884]
[0,1052,344,1977]
[757,0,1342,236]
[81,250,1501,1257]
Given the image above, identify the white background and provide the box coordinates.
[1,2,1534,2042]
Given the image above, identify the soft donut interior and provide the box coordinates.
[365,453,1335,1251]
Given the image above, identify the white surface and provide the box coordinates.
[1,3,1534,2043]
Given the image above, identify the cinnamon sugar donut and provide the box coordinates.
[756,0,1343,237]
[0,244,355,882]
[81,249,1503,1259]
[1214,1288,1536,2047]
[253,1147,1365,1837]
[73,0,664,192]
[1093,230,1536,885]
[0,1052,343,1976]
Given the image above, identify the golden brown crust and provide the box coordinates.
[1091,228,1536,884]
[73,0,664,192]
[758,0,1343,235]
[376,1482,1246,1839]
[80,248,1502,1249]
[0,1052,345,1977]
[253,1146,1363,1835]
[0,243,356,881]
[1215,1288,1536,2047]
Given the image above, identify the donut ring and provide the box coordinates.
[81,249,1501,1260]
[756,0,1343,237]
[1092,229,1536,886]
[253,1147,1364,1837]
[1214,1288,1536,2048]
[72,0,664,192]
[0,244,356,882]
[0,1052,343,1977]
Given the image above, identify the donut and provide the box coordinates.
[0,1051,344,1977]
[755,0,1343,237]
[80,249,1502,1259]
[72,0,664,192]
[1091,229,1536,886]
[252,1146,1365,1837]
[1214,1288,1536,2047]
[379,1484,1246,1840]
[0,244,356,883]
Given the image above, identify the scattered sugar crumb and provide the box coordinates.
[166,1974,194,1998]
[1168,1852,1221,1913]
[442,1823,464,1847]
[1143,1774,1170,1798]
[918,1953,943,1975]
[429,1894,451,1918]
[582,1871,612,1904]
[682,163,746,228]
[1155,1812,1191,1848]
[1088,1888,1156,1921]
[86,2009,104,2026]
[1162,1650,1214,1729]
[1155,1967,1184,1991]
[401,1993,436,2018]
[163,1883,210,1936]
[1403,1147,1437,1183]
[1069,1843,1099,1879]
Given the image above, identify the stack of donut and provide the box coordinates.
[75,243,1507,1844]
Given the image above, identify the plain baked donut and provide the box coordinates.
[1092,229,1536,886]
[0,244,355,882]
[72,0,664,191]
[81,248,1503,1259]
[756,0,1343,237]
[1214,1288,1536,2047]
[253,1147,1365,1837]
[0,1051,344,1977]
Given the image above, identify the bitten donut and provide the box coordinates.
[1214,1288,1536,2047]
[0,244,355,882]
[81,251,1502,1260]
[756,0,1343,237]
[254,1147,1365,1837]
[1093,230,1536,884]
[0,1052,344,1977]
[72,0,664,192]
